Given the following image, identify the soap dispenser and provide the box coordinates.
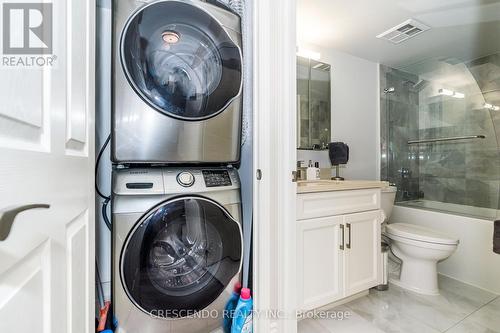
[306,160,320,180]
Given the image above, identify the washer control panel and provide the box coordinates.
[202,170,232,187]
[177,171,195,187]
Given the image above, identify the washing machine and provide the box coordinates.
[112,167,243,332]
[112,0,243,164]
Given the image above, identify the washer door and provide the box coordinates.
[121,196,242,318]
[121,0,242,121]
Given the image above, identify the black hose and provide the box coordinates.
[95,135,111,200]
[96,134,112,231]
[102,197,112,231]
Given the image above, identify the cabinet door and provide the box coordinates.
[344,211,381,296]
[297,216,343,311]
[0,1,95,332]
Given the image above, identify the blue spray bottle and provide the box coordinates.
[231,288,253,333]
[223,282,242,333]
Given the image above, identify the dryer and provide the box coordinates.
[112,0,243,164]
[112,167,242,332]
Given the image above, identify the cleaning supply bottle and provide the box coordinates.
[231,288,253,333]
[223,282,242,333]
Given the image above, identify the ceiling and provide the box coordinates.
[297,0,500,72]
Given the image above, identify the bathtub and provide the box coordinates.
[391,202,500,294]
[398,200,499,221]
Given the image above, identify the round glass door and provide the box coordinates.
[121,0,242,120]
[121,196,242,318]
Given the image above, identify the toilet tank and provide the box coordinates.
[381,186,397,222]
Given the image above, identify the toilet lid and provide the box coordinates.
[386,223,459,245]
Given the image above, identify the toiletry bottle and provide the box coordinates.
[306,160,316,180]
[297,160,306,180]
[314,162,321,179]
[223,282,242,333]
[231,288,253,333]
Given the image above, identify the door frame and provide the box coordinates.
[253,0,297,332]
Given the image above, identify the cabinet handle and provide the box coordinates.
[340,224,345,250]
[346,223,351,249]
[0,204,50,241]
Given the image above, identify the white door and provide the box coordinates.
[0,1,95,332]
[253,0,297,332]
[344,211,381,296]
[297,216,343,311]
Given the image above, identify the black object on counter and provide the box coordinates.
[329,142,349,165]
[329,142,349,180]
[494,220,500,254]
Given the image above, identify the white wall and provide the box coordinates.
[392,206,500,294]
[297,44,380,180]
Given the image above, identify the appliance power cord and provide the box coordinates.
[96,134,112,230]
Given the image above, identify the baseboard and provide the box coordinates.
[438,272,500,296]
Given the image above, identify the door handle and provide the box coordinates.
[0,204,50,241]
[346,223,352,249]
[340,224,345,250]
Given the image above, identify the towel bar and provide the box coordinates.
[407,135,486,145]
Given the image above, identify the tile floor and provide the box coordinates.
[298,275,500,333]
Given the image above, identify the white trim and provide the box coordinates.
[375,64,381,180]
[253,0,297,332]
[87,0,96,330]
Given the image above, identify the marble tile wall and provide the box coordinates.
[381,54,500,211]
[464,54,500,209]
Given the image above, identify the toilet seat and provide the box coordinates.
[386,223,459,245]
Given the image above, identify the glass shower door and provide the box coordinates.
[381,60,500,220]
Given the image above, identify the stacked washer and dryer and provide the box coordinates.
[111,1,245,332]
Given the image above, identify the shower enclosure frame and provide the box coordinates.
[380,64,500,221]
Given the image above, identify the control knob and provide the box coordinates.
[177,171,195,187]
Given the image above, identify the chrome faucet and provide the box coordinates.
[398,167,412,178]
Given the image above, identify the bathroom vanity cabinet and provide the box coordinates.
[296,187,383,311]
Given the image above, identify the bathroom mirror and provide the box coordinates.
[297,56,331,150]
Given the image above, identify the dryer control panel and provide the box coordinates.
[202,170,232,187]
[113,168,240,198]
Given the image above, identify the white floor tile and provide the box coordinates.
[437,275,498,310]
[299,275,499,333]
[298,318,331,333]
[462,297,500,333]
[346,291,441,333]
[314,307,387,333]
[447,320,499,333]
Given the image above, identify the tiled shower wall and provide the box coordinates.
[466,54,500,210]
[380,54,500,213]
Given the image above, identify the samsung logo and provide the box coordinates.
[129,171,148,175]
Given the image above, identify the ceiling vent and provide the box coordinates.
[376,19,430,44]
[312,63,331,71]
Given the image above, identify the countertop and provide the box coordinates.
[297,180,390,194]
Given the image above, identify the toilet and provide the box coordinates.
[381,186,459,295]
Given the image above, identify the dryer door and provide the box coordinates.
[121,196,242,318]
[121,0,242,121]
